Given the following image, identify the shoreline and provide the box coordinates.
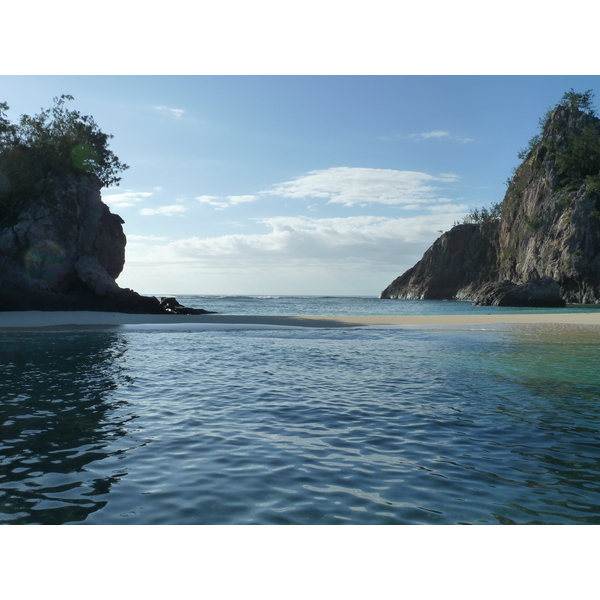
[2,310,600,330]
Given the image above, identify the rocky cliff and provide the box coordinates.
[380,221,499,300]
[381,100,600,305]
[0,96,215,314]
[0,173,163,312]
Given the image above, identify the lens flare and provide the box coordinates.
[70,143,99,172]
[24,241,71,289]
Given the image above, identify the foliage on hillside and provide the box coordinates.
[0,95,128,221]
[460,201,502,225]
[517,89,600,193]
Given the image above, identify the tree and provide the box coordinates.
[559,88,596,115]
[0,95,128,194]
[461,201,502,225]
[517,90,598,161]
[554,124,600,186]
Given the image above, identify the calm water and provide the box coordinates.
[1,297,600,524]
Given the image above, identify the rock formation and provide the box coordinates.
[160,297,216,315]
[0,96,214,314]
[380,221,500,300]
[470,277,565,308]
[381,100,600,306]
[0,173,205,313]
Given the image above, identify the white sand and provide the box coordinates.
[1,310,600,330]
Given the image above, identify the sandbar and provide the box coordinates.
[1,310,600,330]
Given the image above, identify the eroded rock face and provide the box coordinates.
[497,107,600,303]
[381,105,600,306]
[0,173,162,313]
[471,277,566,307]
[380,222,499,300]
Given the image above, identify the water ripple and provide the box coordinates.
[1,326,600,524]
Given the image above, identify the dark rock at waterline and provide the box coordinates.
[0,173,216,314]
[160,297,217,315]
[471,277,566,307]
[0,258,165,312]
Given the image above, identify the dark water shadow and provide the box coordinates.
[0,331,133,524]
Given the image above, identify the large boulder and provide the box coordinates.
[471,277,566,307]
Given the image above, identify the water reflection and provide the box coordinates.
[0,331,133,524]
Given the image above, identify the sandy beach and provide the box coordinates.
[1,310,600,330]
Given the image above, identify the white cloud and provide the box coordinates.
[119,212,469,294]
[140,204,187,216]
[196,194,258,210]
[159,213,463,268]
[262,167,459,207]
[154,105,185,119]
[438,172,460,181]
[418,130,450,139]
[427,203,469,213]
[196,195,220,205]
[194,168,461,211]
[228,195,258,204]
[413,131,473,143]
[103,190,153,208]
[389,131,474,144]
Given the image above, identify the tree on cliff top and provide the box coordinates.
[559,88,596,115]
[517,89,598,161]
[0,95,128,207]
[513,89,600,193]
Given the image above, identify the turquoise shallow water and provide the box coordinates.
[1,297,600,525]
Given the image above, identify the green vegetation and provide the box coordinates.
[524,216,545,233]
[553,123,600,189]
[511,89,600,216]
[460,201,502,225]
[517,135,542,160]
[559,88,597,115]
[1,95,128,221]
[500,245,514,263]
[518,89,600,185]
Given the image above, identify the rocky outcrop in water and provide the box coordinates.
[381,100,600,306]
[160,297,217,315]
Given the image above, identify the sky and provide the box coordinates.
[3,75,600,296]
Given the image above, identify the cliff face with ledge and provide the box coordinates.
[380,221,499,301]
[381,104,600,305]
[0,173,163,313]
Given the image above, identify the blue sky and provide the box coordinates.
[3,75,600,295]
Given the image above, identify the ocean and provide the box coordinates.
[1,296,600,525]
